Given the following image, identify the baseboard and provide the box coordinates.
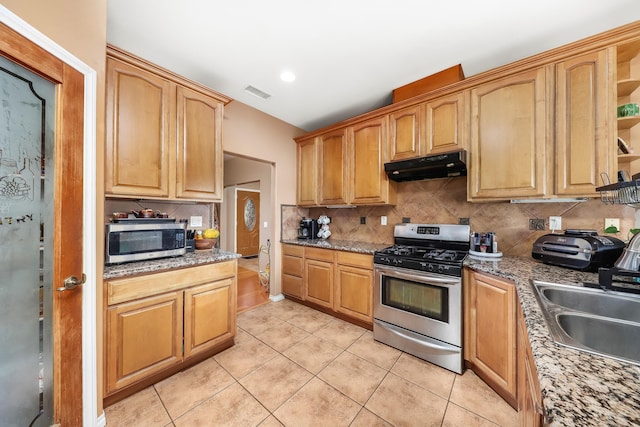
[269,293,284,302]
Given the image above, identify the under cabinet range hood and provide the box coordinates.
[384,150,467,182]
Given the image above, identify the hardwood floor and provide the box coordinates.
[237,266,270,313]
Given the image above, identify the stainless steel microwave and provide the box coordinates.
[105,221,187,264]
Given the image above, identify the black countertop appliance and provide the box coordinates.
[531,229,625,271]
[298,218,319,240]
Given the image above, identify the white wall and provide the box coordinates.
[222,101,304,297]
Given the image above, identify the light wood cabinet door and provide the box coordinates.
[105,57,173,198]
[335,264,373,323]
[106,291,183,393]
[517,303,545,426]
[556,49,614,196]
[465,270,517,408]
[305,259,334,308]
[296,137,318,206]
[424,91,467,154]
[389,104,423,161]
[176,86,224,200]
[319,128,348,205]
[348,116,396,205]
[183,278,236,358]
[469,67,550,200]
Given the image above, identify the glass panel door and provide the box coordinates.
[0,55,55,426]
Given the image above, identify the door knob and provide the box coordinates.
[57,273,86,292]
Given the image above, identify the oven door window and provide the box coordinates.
[381,275,449,323]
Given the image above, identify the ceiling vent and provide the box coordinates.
[244,85,271,100]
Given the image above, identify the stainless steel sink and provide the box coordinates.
[531,280,640,366]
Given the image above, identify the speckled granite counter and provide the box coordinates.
[104,249,242,280]
[465,256,640,426]
[281,238,389,254]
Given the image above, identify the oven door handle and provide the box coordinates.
[374,320,458,353]
[375,266,460,286]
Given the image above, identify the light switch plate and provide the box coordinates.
[190,216,203,228]
[549,216,562,231]
[381,216,387,226]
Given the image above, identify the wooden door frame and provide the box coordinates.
[0,6,100,426]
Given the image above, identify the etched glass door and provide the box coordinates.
[0,55,55,426]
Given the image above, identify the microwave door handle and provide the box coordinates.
[377,267,459,286]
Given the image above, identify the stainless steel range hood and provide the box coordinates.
[384,150,467,182]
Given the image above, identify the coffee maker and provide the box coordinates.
[298,218,319,239]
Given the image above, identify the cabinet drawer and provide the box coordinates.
[282,254,304,277]
[336,251,373,269]
[282,274,304,298]
[107,260,236,305]
[283,244,304,257]
[305,246,335,262]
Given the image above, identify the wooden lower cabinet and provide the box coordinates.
[281,244,374,327]
[106,292,183,392]
[464,269,517,409]
[105,261,237,402]
[183,278,235,358]
[518,302,545,426]
[281,244,304,298]
[335,252,373,323]
[304,247,335,308]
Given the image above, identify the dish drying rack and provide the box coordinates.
[596,173,640,207]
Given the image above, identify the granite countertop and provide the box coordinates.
[465,256,640,426]
[103,249,242,280]
[280,238,389,254]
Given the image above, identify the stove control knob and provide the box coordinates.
[438,265,445,273]
[427,264,434,272]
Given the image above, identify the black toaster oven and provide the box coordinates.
[531,229,625,271]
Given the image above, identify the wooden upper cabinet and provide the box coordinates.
[176,86,224,200]
[348,116,396,205]
[555,49,614,196]
[389,104,423,161]
[424,91,467,155]
[106,57,173,198]
[318,128,348,205]
[106,45,230,202]
[469,67,550,201]
[296,137,318,206]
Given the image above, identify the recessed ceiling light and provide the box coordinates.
[280,71,296,82]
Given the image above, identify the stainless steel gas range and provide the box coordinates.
[373,223,470,374]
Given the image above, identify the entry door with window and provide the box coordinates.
[236,189,260,256]
[0,23,85,426]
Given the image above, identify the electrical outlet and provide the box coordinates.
[360,216,366,225]
[402,217,411,223]
[605,218,620,231]
[549,216,562,231]
[381,216,387,226]
[529,218,545,230]
[458,217,470,225]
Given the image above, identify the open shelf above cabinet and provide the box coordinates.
[618,116,640,130]
[618,79,640,97]
[618,153,640,163]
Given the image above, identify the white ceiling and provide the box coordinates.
[107,1,640,132]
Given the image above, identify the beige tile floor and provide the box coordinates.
[104,298,518,427]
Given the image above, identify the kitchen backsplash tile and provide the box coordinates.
[299,178,635,257]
